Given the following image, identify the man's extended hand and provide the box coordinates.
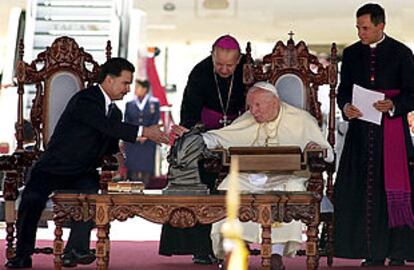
[142,124,169,144]
[170,124,189,138]
[343,103,363,119]
[373,99,394,112]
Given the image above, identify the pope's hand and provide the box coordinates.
[305,141,322,151]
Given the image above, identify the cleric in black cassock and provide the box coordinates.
[334,3,414,267]
[159,35,246,264]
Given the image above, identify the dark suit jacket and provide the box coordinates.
[36,85,138,175]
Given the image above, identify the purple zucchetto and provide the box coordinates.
[212,34,240,51]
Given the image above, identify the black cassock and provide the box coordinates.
[159,55,246,256]
[334,36,414,260]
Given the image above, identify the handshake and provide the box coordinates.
[140,124,192,145]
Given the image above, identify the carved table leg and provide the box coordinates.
[96,224,108,270]
[261,224,272,270]
[95,203,109,270]
[260,205,272,270]
[4,170,19,259]
[5,201,16,259]
[104,224,111,267]
[53,222,64,270]
[306,213,320,269]
[5,222,15,259]
[326,218,334,266]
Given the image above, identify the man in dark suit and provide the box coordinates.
[5,57,169,269]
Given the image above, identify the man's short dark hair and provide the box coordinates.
[97,57,135,84]
[357,3,385,25]
[135,79,150,90]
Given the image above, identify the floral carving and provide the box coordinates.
[169,207,197,228]
[49,37,80,63]
[284,204,318,224]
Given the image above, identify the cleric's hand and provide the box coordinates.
[373,99,394,113]
[343,103,363,119]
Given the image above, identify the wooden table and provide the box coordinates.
[51,192,320,270]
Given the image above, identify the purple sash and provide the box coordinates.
[201,107,238,130]
[382,89,414,228]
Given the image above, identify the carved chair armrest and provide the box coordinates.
[305,149,326,197]
[204,148,228,173]
[0,155,16,170]
[1,150,40,198]
[99,154,119,192]
[101,154,119,171]
[304,149,326,170]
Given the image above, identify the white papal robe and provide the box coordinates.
[203,102,333,259]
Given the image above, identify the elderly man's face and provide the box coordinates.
[247,89,280,123]
[212,47,240,78]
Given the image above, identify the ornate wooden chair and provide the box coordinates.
[2,36,113,259]
[240,34,338,265]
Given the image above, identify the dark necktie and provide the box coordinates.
[107,103,115,118]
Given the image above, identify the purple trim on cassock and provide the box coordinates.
[201,107,237,130]
[381,89,414,228]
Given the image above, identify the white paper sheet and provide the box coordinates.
[352,84,385,125]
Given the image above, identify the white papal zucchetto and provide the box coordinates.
[251,81,279,97]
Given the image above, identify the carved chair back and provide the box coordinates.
[242,34,338,265]
[15,36,112,153]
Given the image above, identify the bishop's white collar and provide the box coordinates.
[369,34,385,48]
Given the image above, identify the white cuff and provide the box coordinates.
[137,126,143,137]
[343,103,350,114]
[389,106,395,117]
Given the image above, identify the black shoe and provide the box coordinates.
[361,258,385,267]
[389,259,405,266]
[192,254,218,265]
[62,250,96,268]
[4,256,32,269]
